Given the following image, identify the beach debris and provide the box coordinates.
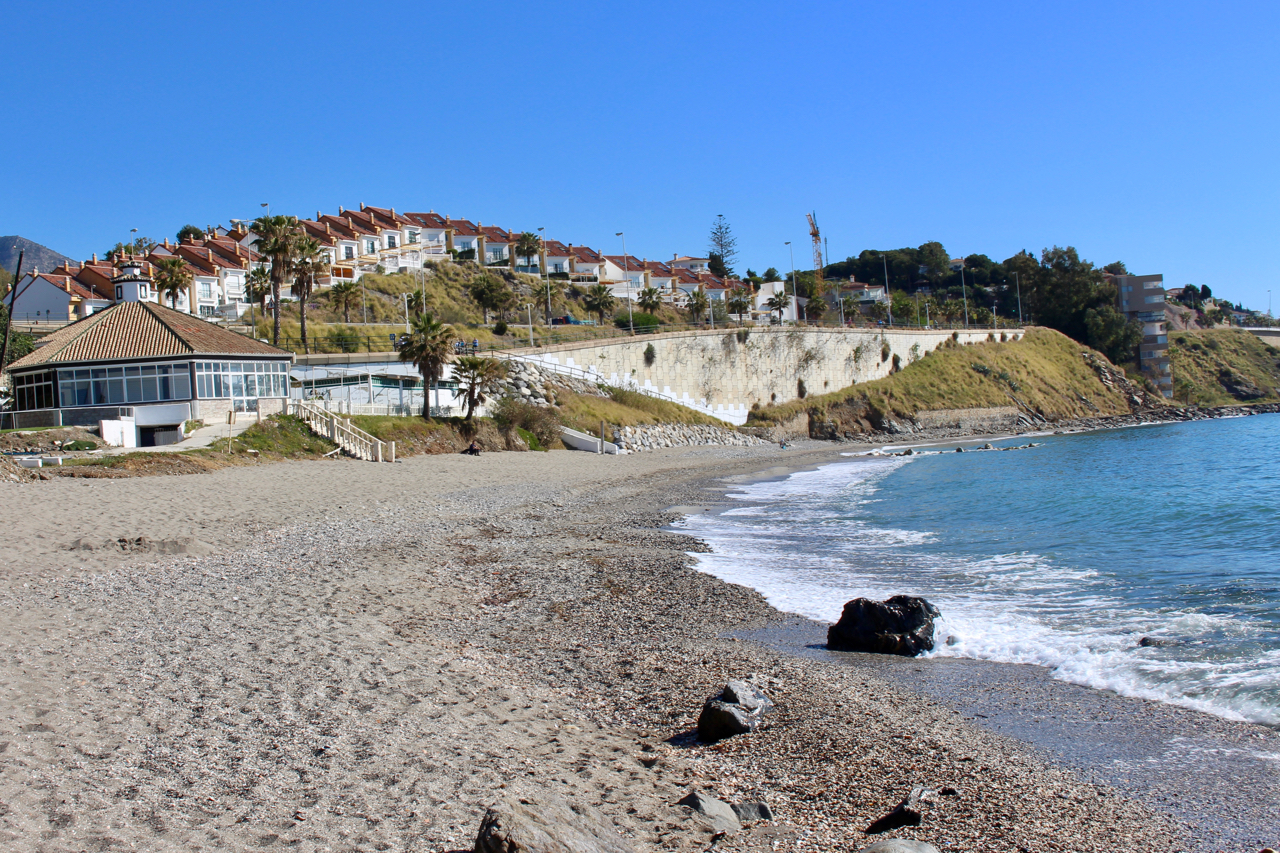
[1137,636,1181,648]
[865,786,936,834]
[858,840,941,853]
[474,794,636,853]
[697,680,774,742]
[729,801,774,823]
[827,595,942,657]
[675,790,742,833]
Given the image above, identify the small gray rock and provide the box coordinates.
[676,791,741,834]
[730,802,773,822]
[474,795,635,853]
[697,700,756,741]
[722,680,773,713]
[858,841,940,853]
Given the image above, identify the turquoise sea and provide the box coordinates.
[679,415,1280,725]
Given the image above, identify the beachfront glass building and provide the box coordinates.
[1116,273,1173,397]
[5,261,293,444]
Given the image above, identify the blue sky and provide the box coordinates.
[3,1,1277,312]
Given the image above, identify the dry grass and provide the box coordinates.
[1167,328,1280,406]
[748,327,1137,426]
[553,386,722,433]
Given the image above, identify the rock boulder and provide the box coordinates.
[827,595,941,657]
[474,795,635,853]
[696,680,774,742]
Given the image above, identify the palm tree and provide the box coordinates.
[514,232,542,272]
[726,286,753,326]
[686,287,709,324]
[291,236,328,354]
[583,283,616,325]
[329,279,359,323]
[251,214,301,346]
[453,355,507,421]
[765,290,791,323]
[246,266,270,316]
[152,257,192,311]
[636,286,662,315]
[399,312,457,417]
[407,288,428,317]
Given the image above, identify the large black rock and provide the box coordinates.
[827,595,941,656]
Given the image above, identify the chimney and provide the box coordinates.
[390,207,395,216]
[93,253,98,263]
[317,211,322,220]
[339,206,344,214]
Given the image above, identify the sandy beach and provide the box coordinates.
[1,443,1268,852]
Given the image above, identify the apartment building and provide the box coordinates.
[1115,273,1173,396]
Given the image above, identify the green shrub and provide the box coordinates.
[881,342,891,362]
[493,320,509,336]
[516,426,545,451]
[615,312,660,332]
[644,343,656,366]
[491,396,561,447]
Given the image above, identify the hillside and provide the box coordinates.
[0,235,72,277]
[746,327,1158,435]
[1167,328,1280,406]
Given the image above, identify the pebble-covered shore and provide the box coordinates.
[0,447,1196,852]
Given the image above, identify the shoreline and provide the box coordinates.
[0,444,1269,851]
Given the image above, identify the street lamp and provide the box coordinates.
[785,241,796,325]
[129,228,138,260]
[537,226,550,325]
[1015,272,1023,325]
[261,202,270,216]
[959,265,970,328]
[616,231,633,335]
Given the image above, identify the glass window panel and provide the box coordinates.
[158,375,171,400]
[108,367,123,378]
[60,383,75,408]
[126,376,143,401]
[75,369,89,380]
[142,376,158,402]
[125,366,140,377]
[91,368,105,379]
[92,380,108,405]
[244,374,256,397]
[231,374,244,397]
[172,373,190,400]
[108,378,125,404]
[141,365,156,376]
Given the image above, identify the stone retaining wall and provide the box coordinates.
[611,423,769,453]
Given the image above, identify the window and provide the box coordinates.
[344,246,354,260]
[139,285,149,299]
[366,240,377,254]
[56,362,191,407]
[115,285,123,300]
[387,235,397,248]
[1144,294,1164,303]
[199,305,216,317]
[194,361,288,400]
[12,370,56,410]
[198,282,213,300]
[407,231,418,244]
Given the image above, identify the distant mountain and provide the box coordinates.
[1,236,73,276]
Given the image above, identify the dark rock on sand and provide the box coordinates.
[730,801,774,822]
[697,680,774,742]
[474,795,635,853]
[859,840,941,853]
[676,790,741,833]
[866,786,934,834]
[827,596,941,657]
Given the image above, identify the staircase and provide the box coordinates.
[290,400,395,462]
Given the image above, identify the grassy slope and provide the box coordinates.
[1167,328,1280,406]
[554,387,723,434]
[748,327,1135,426]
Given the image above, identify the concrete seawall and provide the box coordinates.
[509,326,1021,424]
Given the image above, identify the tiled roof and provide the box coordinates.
[543,240,572,256]
[447,218,480,237]
[8,301,291,370]
[404,212,449,230]
[605,254,645,269]
[361,205,411,226]
[673,256,709,263]
[569,245,602,263]
[478,225,511,242]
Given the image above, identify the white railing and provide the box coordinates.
[291,399,395,462]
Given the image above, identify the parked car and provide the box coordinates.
[550,315,592,326]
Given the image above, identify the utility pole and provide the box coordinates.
[1015,272,1023,326]
[616,232,633,335]
[538,227,550,325]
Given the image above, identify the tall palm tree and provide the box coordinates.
[152,257,192,311]
[251,214,301,346]
[329,279,359,323]
[407,288,428,317]
[398,312,457,417]
[686,287,709,324]
[514,232,542,272]
[583,283,616,325]
[636,286,662,315]
[291,236,328,353]
[452,355,507,421]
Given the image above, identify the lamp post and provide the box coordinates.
[616,231,633,334]
[129,228,138,260]
[1015,271,1023,325]
[960,265,970,328]
[538,226,551,325]
[785,241,796,325]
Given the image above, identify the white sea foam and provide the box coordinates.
[678,455,1280,727]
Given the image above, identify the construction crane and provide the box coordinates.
[807,212,824,318]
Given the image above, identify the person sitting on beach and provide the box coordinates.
[463,440,481,456]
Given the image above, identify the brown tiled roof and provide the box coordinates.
[404,211,449,230]
[543,240,572,256]
[569,245,602,263]
[478,225,511,242]
[361,204,411,227]
[8,301,291,370]
[605,254,645,269]
[447,218,480,237]
[643,260,673,276]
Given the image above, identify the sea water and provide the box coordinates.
[679,415,1280,725]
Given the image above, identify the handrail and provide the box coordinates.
[291,399,394,462]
